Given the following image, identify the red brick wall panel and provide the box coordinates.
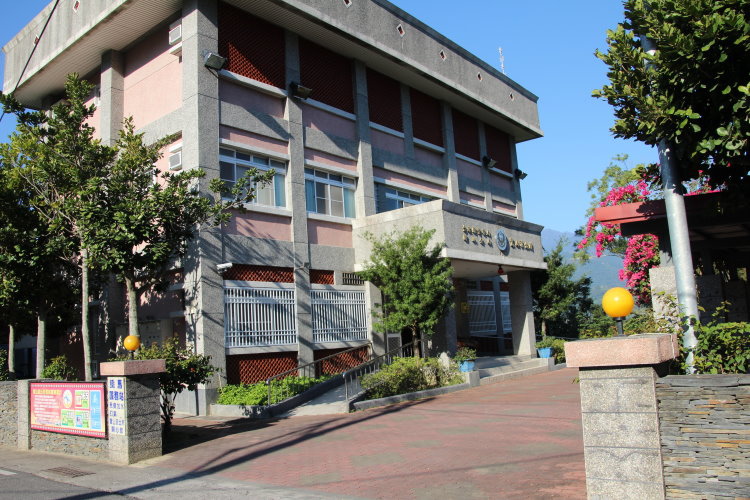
[367,69,402,131]
[299,39,354,113]
[224,265,294,283]
[485,125,512,173]
[410,88,443,147]
[226,352,298,384]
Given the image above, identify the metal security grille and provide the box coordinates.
[499,291,512,334]
[367,68,402,131]
[299,38,354,113]
[467,291,498,336]
[410,88,443,146]
[311,290,368,343]
[310,269,335,285]
[225,265,294,283]
[225,287,297,347]
[218,3,286,88]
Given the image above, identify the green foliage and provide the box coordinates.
[125,338,215,432]
[0,349,8,381]
[531,238,593,338]
[535,337,567,363]
[217,375,331,406]
[358,226,454,353]
[594,0,750,191]
[41,355,78,381]
[360,356,463,400]
[692,321,750,374]
[453,347,477,362]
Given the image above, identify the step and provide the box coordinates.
[479,357,557,386]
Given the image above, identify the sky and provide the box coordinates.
[0,0,656,234]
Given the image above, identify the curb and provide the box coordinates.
[352,382,471,411]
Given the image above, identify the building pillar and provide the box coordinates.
[99,50,124,146]
[401,84,415,160]
[441,102,460,203]
[509,142,524,219]
[477,122,492,212]
[180,0,224,414]
[565,334,678,499]
[507,270,535,356]
[353,61,376,218]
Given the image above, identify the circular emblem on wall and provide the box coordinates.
[495,229,509,253]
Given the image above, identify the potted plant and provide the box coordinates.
[536,337,561,360]
[454,346,477,372]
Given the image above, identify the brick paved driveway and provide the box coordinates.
[163,368,585,499]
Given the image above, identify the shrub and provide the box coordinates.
[535,337,567,363]
[217,375,331,406]
[0,349,8,381]
[453,346,477,362]
[691,321,750,374]
[42,355,78,380]
[360,356,463,400]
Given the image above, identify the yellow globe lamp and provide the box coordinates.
[602,287,634,336]
[123,335,141,353]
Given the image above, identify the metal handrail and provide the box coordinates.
[265,342,373,406]
[342,339,426,401]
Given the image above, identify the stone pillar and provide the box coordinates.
[100,360,166,464]
[16,380,30,450]
[507,270,535,356]
[441,102,460,203]
[565,334,679,499]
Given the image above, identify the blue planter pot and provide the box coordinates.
[459,360,476,372]
[537,347,553,359]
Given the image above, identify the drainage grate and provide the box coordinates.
[44,467,94,478]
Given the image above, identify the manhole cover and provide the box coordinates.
[44,466,94,478]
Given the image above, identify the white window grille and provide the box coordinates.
[499,291,512,334]
[311,290,368,343]
[220,148,286,208]
[305,168,356,218]
[467,291,498,337]
[224,287,296,347]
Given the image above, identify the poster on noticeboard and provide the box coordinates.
[29,382,106,438]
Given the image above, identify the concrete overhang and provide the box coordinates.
[352,200,546,278]
[4,0,542,143]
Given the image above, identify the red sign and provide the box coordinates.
[30,382,107,438]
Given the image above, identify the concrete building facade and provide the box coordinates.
[4,0,545,414]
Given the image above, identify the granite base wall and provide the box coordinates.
[30,429,108,459]
[656,375,750,499]
[0,382,17,446]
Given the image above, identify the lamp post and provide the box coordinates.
[602,287,635,336]
[123,335,141,359]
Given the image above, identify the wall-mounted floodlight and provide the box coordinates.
[203,51,226,70]
[514,169,528,180]
[216,262,233,273]
[482,156,497,169]
[289,81,313,99]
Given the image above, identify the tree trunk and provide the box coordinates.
[36,310,47,378]
[8,324,15,379]
[541,319,548,339]
[124,274,140,339]
[412,326,421,358]
[81,249,93,381]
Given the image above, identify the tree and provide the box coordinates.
[80,118,273,340]
[594,0,750,191]
[358,226,454,357]
[532,239,593,338]
[1,75,116,380]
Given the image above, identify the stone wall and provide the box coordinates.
[30,429,108,459]
[0,381,17,446]
[657,374,750,499]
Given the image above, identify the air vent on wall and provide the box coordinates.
[168,151,182,171]
[168,20,182,55]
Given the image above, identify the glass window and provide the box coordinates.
[376,184,433,213]
[219,148,286,208]
[305,168,356,218]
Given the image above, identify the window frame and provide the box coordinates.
[219,147,287,208]
[304,167,356,218]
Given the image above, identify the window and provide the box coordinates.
[220,148,286,208]
[376,184,433,213]
[305,168,356,218]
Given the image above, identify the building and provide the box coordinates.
[4,0,545,413]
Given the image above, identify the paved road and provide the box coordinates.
[0,368,585,499]
[0,466,128,499]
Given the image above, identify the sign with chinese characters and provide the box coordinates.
[462,225,535,252]
[107,377,126,436]
[30,382,106,438]
[462,225,494,247]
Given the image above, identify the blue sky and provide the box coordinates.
[1,0,655,234]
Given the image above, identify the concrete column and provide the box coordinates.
[16,380,30,450]
[565,334,679,499]
[101,360,165,464]
[285,32,314,367]
[509,142,524,219]
[354,61,376,217]
[507,270,536,356]
[400,84,414,160]
[99,50,124,146]
[441,102,460,203]
[180,0,224,414]
[478,122,492,212]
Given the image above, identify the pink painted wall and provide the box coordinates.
[227,210,292,241]
[304,149,357,172]
[461,190,485,206]
[85,94,101,139]
[302,103,356,141]
[308,219,353,247]
[415,145,443,168]
[457,158,482,182]
[372,167,446,196]
[154,137,182,174]
[371,128,404,155]
[493,200,516,214]
[219,80,285,118]
[138,270,183,319]
[489,172,512,192]
[220,126,288,154]
[123,29,182,130]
